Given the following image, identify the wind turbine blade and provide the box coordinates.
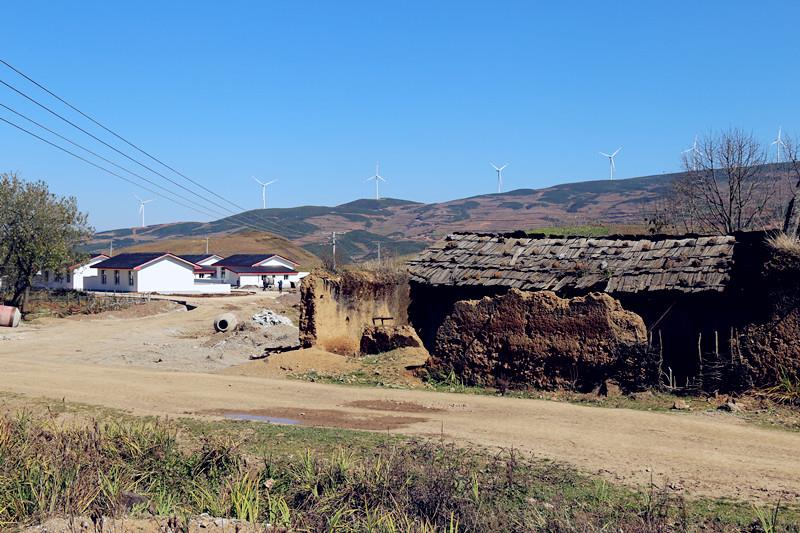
[490,162,500,171]
[378,176,386,182]
[499,164,508,171]
[612,147,622,156]
[266,179,277,186]
[599,152,611,158]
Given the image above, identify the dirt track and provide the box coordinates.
[1,293,800,502]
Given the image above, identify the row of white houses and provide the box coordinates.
[34,252,308,295]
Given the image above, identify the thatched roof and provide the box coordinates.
[407,232,737,294]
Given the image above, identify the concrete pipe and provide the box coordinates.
[214,313,237,333]
[0,305,21,328]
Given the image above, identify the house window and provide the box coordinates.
[101,270,107,284]
[128,271,134,286]
[55,271,63,282]
[66,272,71,283]
[220,268,226,278]
[284,275,289,280]
[44,270,49,282]
[114,270,120,285]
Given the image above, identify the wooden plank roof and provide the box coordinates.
[407,232,737,294]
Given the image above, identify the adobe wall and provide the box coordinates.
[429,288,650,391]
[299,269,412,355]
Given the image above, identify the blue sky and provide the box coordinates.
[1,1,798,230]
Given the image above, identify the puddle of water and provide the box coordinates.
[223,413,300,425]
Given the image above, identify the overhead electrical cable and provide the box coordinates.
[0,113,309,237]
[0,115,220,219]
[0,102,230,219]
[0,59,307,239]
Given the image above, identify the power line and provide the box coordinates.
[0,115,219,218]
[0,102,230,219]
[0,76,240,216]
[0,59,306,239]
[0,58,244,213]
[0,113,309,237]
[0,101,307,240]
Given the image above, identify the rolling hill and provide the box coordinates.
[88,166,793,264]
[114,230,321,269]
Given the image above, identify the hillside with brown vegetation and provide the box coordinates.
[117,230,321,268]
[88,165,794,264]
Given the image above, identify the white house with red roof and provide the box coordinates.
[85,253,230,294]
[213,254,308,288]
[34,254,109,290]
[179,254,224,279]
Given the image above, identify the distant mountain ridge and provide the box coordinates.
[87,166,789,263]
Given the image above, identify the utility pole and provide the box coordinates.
[331,231,337,271]
[377,242,381,263]
[109,240,113,256]
[205,237,209,254]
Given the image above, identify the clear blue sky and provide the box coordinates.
[1,1,798,230]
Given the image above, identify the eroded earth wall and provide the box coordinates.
[430,288,648,390]
[300,270,412,355]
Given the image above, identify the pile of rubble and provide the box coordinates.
[252,309,293,327]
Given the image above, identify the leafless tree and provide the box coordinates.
[782,134,800,236]
[673,129,776,234]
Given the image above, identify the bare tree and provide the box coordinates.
[673,129,775,234]
[782,134,800,236]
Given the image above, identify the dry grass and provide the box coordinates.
[2,410,794,531]
[767,231,800,256]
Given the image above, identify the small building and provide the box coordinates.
[34,254,109,291]
[407,231,771,383]
[213,254,308,288]
[88,253,201,293]
[179,254,224,279]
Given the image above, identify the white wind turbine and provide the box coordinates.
[490,162,508,193]
[772,126,786,163]
[135,195,153,228]
[599,147,622,180]
[253,177,278,209]
[682,135,701,170]
[365,161,387,200]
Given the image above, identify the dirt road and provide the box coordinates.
[1,294,799,502]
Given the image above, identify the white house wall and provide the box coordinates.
[34,257,105,291]
[258,257,296,269]
[136,257,196,293]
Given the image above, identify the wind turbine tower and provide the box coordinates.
[599,147,622,180]
[253,177,278,209]
[772,127,786,163]
[490,162,508,193]
[135,195,153,228]
[366,161,387,200]
[682,136,700,170]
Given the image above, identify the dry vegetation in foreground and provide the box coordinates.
[0,396,797,532]
[767,231,800,257]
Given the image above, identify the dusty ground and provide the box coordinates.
[2,291,800,502]
[2,291,300,372]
